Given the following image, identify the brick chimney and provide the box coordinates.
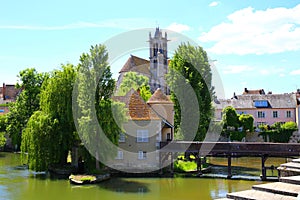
[3,83,6,100]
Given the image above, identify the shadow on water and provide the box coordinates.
[98,178,150,193]
[0,153,6,158]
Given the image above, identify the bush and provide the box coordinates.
[174,160,197,172]
[259,121,297,143]
[229,131,246,141]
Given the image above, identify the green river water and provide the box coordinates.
[0,152,287,200]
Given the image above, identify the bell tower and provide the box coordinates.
[149,27,169,94]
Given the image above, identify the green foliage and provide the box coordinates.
[0,115,7,132]
[259,121,298,143]
[0,132,6,148]
[166,43,214,141]
[117,72,151,101]
[281,121,297,130]
[174,160,197,172]
[6,68,46,148]
[229,131,246,141]
[0,103,11,107]
[222,106,239,130]
[76,44,126,170]
[239,114,254,132]
[21,111,60,171]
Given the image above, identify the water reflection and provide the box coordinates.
[99,178,150,193]
[0,152,286,200]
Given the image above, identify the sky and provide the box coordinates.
[1,0,300,98]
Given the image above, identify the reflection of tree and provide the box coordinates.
[98,178,150,193]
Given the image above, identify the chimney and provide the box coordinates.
[244,88,248,93]
[137,88,141,96]
[3,83,6,100]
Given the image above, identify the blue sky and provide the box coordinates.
[1,0,300,98]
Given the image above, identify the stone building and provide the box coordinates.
[116,27,169,94]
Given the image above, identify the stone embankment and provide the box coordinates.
[216,158,300,200]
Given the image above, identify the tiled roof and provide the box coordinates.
[147,88,172,104]
[113,90,160,120]
[214,93,297,110]
[119,55,150,76]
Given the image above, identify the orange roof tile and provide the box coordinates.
[113,90,160,121]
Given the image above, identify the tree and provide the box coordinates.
[40,64,77,165]
[6,68,46,149]
[75,44,126,170]
[238,114,254,132]
[166,43,214,141]
[21,65,78,170]
[117,72,151,101]
[21,111,59,171]
[0,115,7,149]
[222,106,239,130]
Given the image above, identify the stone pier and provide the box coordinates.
[216,158,300,200]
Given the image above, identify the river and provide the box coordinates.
[0,152,287,200]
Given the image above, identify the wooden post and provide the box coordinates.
[159,152,163,175]
[170,152,174,175]
[196,153,202,175]
[227,155,232,179]
[261,155,267,181]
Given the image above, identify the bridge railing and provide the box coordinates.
[159,141,300,157]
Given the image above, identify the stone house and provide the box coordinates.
[110,88,174,173]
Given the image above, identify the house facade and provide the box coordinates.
[0,83,21,115]
[110,88,174,172]
[214,88,297,127]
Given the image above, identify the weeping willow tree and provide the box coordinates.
[21,64,77,171]
[21,111,59,171]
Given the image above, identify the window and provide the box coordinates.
[286,111,292,118]
[167,133,171,141]
[119,133,125,142]
[257,122,266,127]
[254,100,269,108]
[138,151,147,160]
[137,130,149,142]
[115,151,123,160]
[257,111,265,118]
[273,111,278,118]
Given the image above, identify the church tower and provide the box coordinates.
[149,27,169,94]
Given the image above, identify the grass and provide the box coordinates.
[174,155,210,172]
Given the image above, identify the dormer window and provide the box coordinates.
[254,100,269,108]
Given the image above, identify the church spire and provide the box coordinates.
[148,28,169,94]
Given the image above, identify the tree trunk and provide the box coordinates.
[95,151,100,170]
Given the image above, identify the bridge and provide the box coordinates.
[159,142,300,180]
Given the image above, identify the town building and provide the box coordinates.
[0,83,21,115]
[214,88,297,127]
[110,88,174,172]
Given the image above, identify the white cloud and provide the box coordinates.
[199,4,300,55]
[222,65,254,74]
[209,1,219,7]
[259,67,285,76]
[290,69,300,75]
[166,23,191,33]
